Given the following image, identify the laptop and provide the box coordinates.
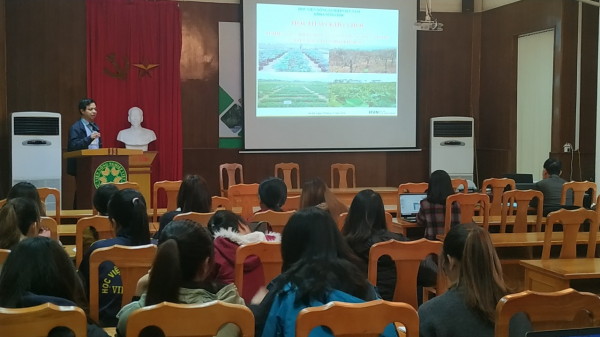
[527,327,600,337]
[399,193,427,222]
[504,173,534,184]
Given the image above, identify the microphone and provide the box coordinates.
[90,122,100,132]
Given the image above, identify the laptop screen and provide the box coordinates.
[399,193,427,216]
[526,328,600,337]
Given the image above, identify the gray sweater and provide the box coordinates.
[418,288,532,337]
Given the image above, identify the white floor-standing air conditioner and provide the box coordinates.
[430,116,474,188]
[11,112,61,211]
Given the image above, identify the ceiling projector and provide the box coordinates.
[415,0,444,31]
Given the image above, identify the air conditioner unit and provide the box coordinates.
[430,116,474,184]
[11,112,62,211]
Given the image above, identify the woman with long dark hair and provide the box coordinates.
[417,170,461,239]
[116,220,244,337]
[0,197,41,249]
[418,224,531,337]
[0,237,108,337]
[7,182,46,216]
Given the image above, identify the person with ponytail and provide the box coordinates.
[116,220,244,337]
[208,210,280,303]
[0,197,41,249]
[418,224,531,337]
[78,189,151,327]
[255,177,288,214]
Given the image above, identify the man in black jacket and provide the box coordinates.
[67,98,102,176]
[532,158,573,216]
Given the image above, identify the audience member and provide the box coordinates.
[0,198,41,249]
[116,220,244,337]
[299,178,347,220]
[256,177,287,213]
[81,184,120,253]
[208,210,280,302]
[418,224,531,337]
[78,189,151,327]
[417,170,461,239]
[155,175,211,238]
[0,237,108,337]
[532,158,574,215]
[7,182,47,216]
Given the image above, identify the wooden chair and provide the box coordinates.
[495,288,600,336]
[212,196,232,211]
[174,212,215,227]
[0,303,87,337]
[282,195,300,212]
[500,190,543,233]
[368,239,444,309]
[445,193,490,233]
[252,210,295,234]
[451,178,469,193]
[482,178,516,216]
[0,199,5,208]
[275,163,300,189]
[75,216,114,267]
[234,242,282,296]
[109,181,140,191]
[220,163,244,197]
[562,181,597,207]
[331,163,356,189]
[542,208,598,260]
[126,301,255,337]
[0,249,10,264]
[89,244,157,322]
[296,300,419,337]
[40,217,58,241]
[38,187,61,225]
[338,212,394,233]
[153,180,182,223]
[228,184,260,220]
[397,183,429,222]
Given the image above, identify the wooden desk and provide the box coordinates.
[391,218,424,238]
[288,187,398,209]
[104,327,116,336]
[521,258,600,292]
[47,208,168,220]
[64,244,76,259]
[437,232,600,248]
[472,215,546,226]
[58,222,159,238]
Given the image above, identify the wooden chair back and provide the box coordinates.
[252,210,295,234]
[38,187,60,225]
[0,249,10,264]
[228,184,260,220]
[212,196,232,211]
[275,162,300,189]
[338,212,394,232]
[89,244,157,322]
[126,301,255,337]
[40,217,58,241]
[331,163,356,189]
[296,300,419,337]
[500,190,543,233]
[234,242,282,296]
[153,180,182,223]
[482,178,516,216]
[75,216,114,267]
[368,239,444,309]
[542,208,598,259]
[495,288,600,336]
[0,199,5,208]
[174,212,215,227]
[562,181,597,207]
[0,303,87,337]
[220,163,244,196]
[451,178,469,193]
[445,193,490,233]
[282,195,300,212]
[109,181,140,191]
[397,183,428,220]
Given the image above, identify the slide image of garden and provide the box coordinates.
[258,80,329,108]
[329,81,396,107]
[329,49,397,74]
[259,48,329,72]
[220,103,244,133]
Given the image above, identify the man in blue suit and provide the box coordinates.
[67,98,102,176]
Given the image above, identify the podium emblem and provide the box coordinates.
[94,161,128,188]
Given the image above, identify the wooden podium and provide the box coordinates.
[64,148,154,209]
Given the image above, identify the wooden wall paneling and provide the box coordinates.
[550,151,595,183]
[0,0,7,198]
[579,4,598,165]
[476,148,511,186]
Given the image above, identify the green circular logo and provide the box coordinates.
[94,161,127,188]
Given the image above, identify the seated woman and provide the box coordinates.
[116,220,244,337]
[208,210,280,302]
[299,178,347,220]
[7,182,47,216]
[0,237,108,337]
[155,175,211,238]
[255,177,288,214]
[253,207,395,337]
[417,170,461,239]
[418,224,531,337]
[78,189,151,327]
[0,197,41,249]
[82,184,120,254]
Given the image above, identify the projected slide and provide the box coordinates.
[256,4,399,117]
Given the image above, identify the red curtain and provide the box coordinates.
[86,0,182,205]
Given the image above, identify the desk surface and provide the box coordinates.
[64,244,76,258]
[104,327,116,336]
[520,258,600,280]
[58,222,159,237]
[437,232,600,247]
[472,215,546,225]
[48,208,168,219]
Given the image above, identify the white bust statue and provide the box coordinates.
[117,107,157,151]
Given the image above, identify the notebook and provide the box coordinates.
[526,328,600,337]
[399,193,427,222]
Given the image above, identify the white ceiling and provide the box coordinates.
[419,0,522,12]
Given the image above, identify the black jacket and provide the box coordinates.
[67,119,102,176]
